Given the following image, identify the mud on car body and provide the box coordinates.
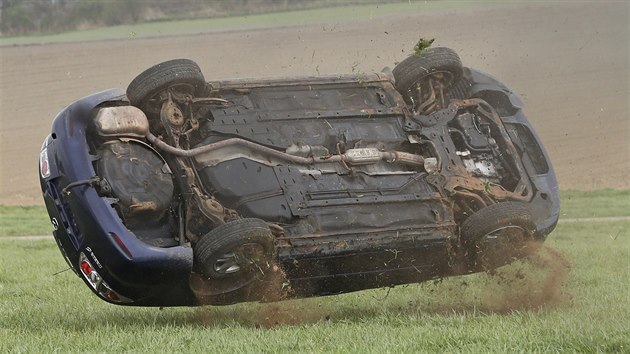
[39,48,559,306]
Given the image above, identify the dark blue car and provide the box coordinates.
[39,48,559,306]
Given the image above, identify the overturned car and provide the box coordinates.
[39,48,558,306]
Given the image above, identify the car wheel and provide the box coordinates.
[460,202,536,271]
[126,58,206,109]
[193,218,275,292]
[392,47,463,112]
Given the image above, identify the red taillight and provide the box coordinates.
[78,252,133,304]
[40,148,51,178]
[80,260,92,276]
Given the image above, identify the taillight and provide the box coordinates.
[101,285,121,302]
[78,252,132,304]
[40,148,50,178]
[80,260,92,275]
[79,253,100,288]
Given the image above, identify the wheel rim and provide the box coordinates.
[477,225,531,269]
[212,242,266,276]
[144,83,197,112]
[213,252,241,274]
[483,225,528,242]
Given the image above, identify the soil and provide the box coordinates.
[0,1,628,205]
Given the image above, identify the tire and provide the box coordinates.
[392,47,463,102]
[460,202,535,270]
[126,59,205,108]
[193,218,275,281]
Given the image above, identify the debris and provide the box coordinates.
[414,37,435,55]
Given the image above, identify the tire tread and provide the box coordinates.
[126,59,205,107]
[393,47,463,94]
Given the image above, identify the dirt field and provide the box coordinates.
[0,1,627,205]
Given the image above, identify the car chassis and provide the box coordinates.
[39,48,559,306]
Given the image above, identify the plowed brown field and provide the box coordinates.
[1,1,627,205]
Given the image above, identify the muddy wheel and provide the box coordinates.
[460,202,535,270]
[392,47,462,111]
[126,59,205,108]
[192,218,275,295]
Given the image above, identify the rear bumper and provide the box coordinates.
[39,89,195,307]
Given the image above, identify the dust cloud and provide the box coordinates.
[195,243,572,328]
[474,243,572,313]
[417,242,572,316]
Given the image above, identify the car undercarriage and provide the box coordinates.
[39,48,559,306]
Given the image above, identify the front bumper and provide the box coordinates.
[467,68,560,238]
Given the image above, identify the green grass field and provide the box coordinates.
[0,205,53,236]
[0,1,503,47]
[0,190,628,352]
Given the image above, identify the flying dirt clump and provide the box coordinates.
[414,38,435,55]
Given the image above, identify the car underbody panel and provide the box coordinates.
[39,50,559,306]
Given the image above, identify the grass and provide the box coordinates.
[560,189,630,218]
[0,191,628,352]
[0,205,51,236]
[0,1,502,47]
